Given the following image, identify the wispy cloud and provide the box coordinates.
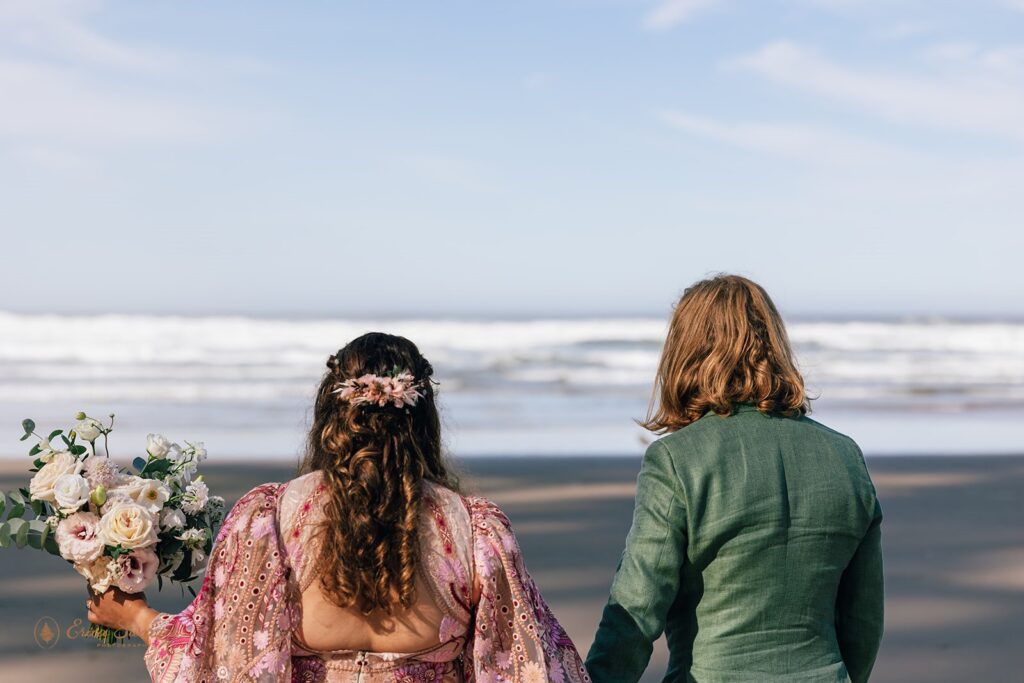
[726,40,1024,142]
[642,0,722,31]
[658,109,918,167]
[999,0,1024,12]
[0,60,218,143]
[0,0,271,171]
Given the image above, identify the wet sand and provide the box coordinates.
[0,455,1021,682]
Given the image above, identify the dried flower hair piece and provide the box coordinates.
[333,369,424,409]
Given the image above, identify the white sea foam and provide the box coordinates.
[0,312,1021,456]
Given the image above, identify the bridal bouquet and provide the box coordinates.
[0,412,225,642]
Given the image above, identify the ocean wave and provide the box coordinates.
[1,312,1022,410]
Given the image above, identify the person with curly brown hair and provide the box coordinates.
[87,332,589,682]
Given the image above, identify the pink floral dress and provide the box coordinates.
[144,472,590,682]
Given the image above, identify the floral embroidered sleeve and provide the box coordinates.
[465,496,590,683]
[144,483,297,682]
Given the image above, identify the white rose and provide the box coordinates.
[160,507,186,530]
[52,473,91,514]
[29,452,82,504]
[146,433,172,459]
[75,417,103,442]
[98,501,158,549]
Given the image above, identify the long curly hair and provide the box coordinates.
[642,274,810,433]
[299,332,459,614]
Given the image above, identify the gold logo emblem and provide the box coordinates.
[34,616,60,649]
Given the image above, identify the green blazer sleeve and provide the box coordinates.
[835,497,884,683]
[586,441,687,683]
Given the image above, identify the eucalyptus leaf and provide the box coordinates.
[70,445,86,456]
[29,444,41,456]
[0,494,5,519]
[7,500,24,521]
[9,518,28,549]
[30,499,44,517]
[61,435,72,447]
[21,418,35,435]
[14,522,29,549]
[0,522,9,548]
[43,533,60,556]
[133,457,147,472]
[48,429,63,440]
[26,520,48,549]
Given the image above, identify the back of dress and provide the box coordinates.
[144,472,591,682]
[587,405,883,683]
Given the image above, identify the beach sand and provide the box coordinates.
[0,455,1021,682]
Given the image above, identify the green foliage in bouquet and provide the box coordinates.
[1,412,224,644]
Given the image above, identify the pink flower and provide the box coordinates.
[83,456,122,489]
[114,547,159,593]
[55,511,105,563]
[333,370,423,409]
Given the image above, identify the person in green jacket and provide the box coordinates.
[586,275,884,683]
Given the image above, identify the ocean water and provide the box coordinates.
[0,312,1021,460]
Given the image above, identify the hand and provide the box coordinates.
[86,586,159,644]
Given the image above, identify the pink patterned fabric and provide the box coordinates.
[143,474,589,682]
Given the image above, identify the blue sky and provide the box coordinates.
[2,0,1022,317]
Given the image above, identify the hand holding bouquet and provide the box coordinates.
[0,413,224,642]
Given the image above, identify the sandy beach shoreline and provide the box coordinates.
[0,454,1021,682]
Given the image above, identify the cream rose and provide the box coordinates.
[29,452,82,504]
[52,473,91,514]
[76,555,116,594]
[55,511,104,563]
[98,501,158,549]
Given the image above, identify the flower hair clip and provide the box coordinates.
[333,368,424,409]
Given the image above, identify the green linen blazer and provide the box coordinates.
[586,405,884,682]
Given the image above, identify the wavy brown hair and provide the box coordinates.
[299,332,459,615]
[642,274,809,433]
